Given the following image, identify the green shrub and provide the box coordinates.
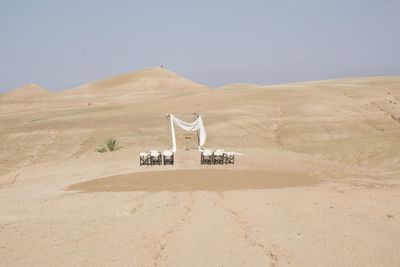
[96,138,121,153]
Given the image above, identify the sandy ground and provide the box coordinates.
[67,169,320,192]
[1,68,400,266]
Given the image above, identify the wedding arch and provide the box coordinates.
[167,114,206,152]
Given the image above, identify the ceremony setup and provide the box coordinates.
[139,114,235,166]
[2,0,400,265]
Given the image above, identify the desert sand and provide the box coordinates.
[1,67,400,266]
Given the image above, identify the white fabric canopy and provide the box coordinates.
[168,114,206,152]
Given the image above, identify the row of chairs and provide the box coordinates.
[200,149,235,165]
[139,149,235,166]
[139,150,174,166]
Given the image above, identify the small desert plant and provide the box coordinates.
[96,138,121,153]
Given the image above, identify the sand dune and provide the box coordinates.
[1,68,400,266]
[64,67,209,94]
[0,84,52,101]
[58,67,211,106]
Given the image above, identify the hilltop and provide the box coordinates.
[0,84,51,101]
[60,67,210,102]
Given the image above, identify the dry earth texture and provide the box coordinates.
[1,67,399,266]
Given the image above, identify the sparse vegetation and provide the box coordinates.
[96,138,121,153]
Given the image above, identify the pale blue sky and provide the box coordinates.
[1,0,399,92]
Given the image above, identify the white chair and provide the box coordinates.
[213,149,224,165]
[139,152,150,166]
[150,150,161,165]
[224,152,235,164]
[201,149,213,165]
[162,150,174,165]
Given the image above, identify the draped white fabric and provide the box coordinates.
[169,114,206,152]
